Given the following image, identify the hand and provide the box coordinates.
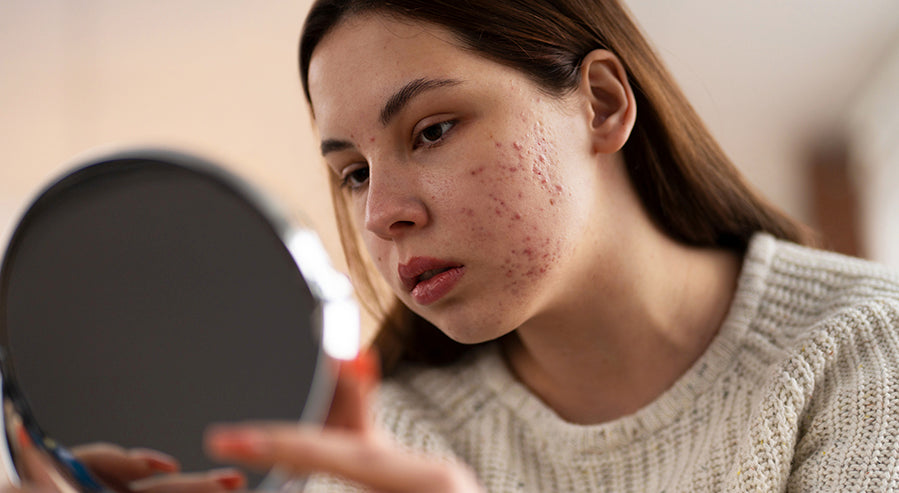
[204,350,483,493]
[72,444,245,493]
[4,425,243,493]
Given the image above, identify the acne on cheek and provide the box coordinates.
[501,236,563,297]
[497,140,569,294]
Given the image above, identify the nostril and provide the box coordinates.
[390,220,416,230]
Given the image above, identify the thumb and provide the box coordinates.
[324,348,380,433]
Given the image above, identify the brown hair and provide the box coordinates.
[299,0,814,374]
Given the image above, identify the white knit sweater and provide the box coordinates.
[308,234,899,492]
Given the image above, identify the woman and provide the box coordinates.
[205,0,899,491]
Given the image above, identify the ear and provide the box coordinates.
[578,49,636,154]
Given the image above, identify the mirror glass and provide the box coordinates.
[0,150,355,491]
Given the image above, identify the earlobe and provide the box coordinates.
[579,50,636,154]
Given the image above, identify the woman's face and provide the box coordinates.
[307,14,609,343]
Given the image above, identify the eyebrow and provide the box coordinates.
[319,77,462,156]
[320,139,353,155]
[380,77,461,126]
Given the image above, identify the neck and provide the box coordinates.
[502,231,742,425]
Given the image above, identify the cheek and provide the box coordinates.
[463,124,573,296]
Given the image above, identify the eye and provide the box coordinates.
[340,165,370,190]
[413,120,456,149]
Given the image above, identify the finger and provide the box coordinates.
[205,424,479,493]
[325,348,380,432]
[13,425,62,491]
[128,469,245,493]
[71,444,181,491]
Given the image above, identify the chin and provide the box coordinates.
[429,316,516,346]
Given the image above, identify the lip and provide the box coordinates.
[398,257,465,305]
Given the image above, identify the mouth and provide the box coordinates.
[398,257,465,305]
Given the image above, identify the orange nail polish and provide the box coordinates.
[16,424,31,448]
[143,455,179,472]
[208,430,268,457]
[213,470,246,490]
[349,348,379,381]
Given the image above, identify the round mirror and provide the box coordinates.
[0,149,358,492]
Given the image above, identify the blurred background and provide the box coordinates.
[2,1,898,337]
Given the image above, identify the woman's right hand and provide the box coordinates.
[204,350,484,493]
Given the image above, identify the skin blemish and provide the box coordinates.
[513,213,522,220]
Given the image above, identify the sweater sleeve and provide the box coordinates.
[731,298,899,492]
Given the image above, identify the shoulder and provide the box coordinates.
[730,234,899,490]
[743,233,899,349]
[743,234,899,418]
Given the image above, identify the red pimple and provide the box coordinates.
[513,213,521,220]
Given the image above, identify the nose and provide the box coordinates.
[363,171,428,240]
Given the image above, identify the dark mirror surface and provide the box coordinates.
[0,154,329,489]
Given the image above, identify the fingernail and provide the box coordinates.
[16,424,32,448]
[207,429,269,457]
[347,348,379,381]
[133,449,180,472]
[211,469,246,490]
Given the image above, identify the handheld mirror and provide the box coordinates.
[0,149,359,492]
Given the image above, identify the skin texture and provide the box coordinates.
[308,14,609,344]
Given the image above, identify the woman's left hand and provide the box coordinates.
[204,351,483,493]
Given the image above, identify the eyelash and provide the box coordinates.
[338,119,458,190]
[412,120,456,150]
[339,165,369,190]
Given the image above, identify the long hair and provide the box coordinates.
[299,0,815,374]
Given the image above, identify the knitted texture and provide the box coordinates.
[307,234,899,492]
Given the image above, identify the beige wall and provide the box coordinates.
[0,1,335,258]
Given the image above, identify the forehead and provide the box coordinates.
[306,14,500,129]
